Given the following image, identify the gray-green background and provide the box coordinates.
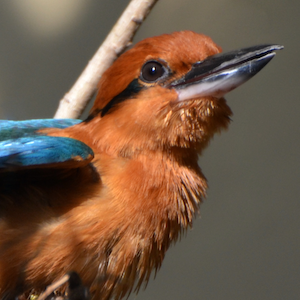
[0,1,298,299]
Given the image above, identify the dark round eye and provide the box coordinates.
[140,61,166,83]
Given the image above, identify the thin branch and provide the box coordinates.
[54,0,159,119]
[37,274,69,300]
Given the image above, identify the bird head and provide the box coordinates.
[87,31,282,156]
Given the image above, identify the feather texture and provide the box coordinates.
[0,31,282,300]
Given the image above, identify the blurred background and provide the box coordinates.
[0,0,299,299]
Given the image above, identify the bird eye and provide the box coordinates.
[140,61,166,83]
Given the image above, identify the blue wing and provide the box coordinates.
[0,119,94,170]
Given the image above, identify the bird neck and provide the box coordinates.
[93,145,207,244]
[65,119,208,234]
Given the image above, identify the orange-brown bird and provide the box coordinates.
[0,31,282,300]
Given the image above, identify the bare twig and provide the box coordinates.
[37,274,69,300]
[54,0,159,119]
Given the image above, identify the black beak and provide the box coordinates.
[171,44,283,102]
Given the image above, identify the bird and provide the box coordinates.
[0,31,282,300]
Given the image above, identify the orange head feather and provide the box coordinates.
[83,31,229,157]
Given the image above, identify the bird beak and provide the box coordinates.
[171,44,283,101]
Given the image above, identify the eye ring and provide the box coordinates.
[140,60,167,83]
